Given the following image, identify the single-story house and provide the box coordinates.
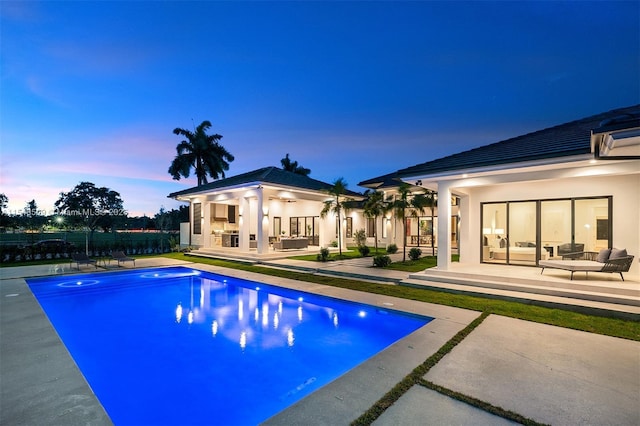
[359,105,640,277]
[168,167,363,254]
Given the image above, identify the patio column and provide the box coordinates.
[239,196,250,251]
[437,182,452,270]
[256,187,269,254]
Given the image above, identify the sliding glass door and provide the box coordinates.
[481,197,611,266]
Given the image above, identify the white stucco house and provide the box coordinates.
[168,105,638,278]
[359,105,640,277]
[168,167,363,254]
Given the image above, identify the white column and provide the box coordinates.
[256,188,269,254]
[239,196,250,251]
[437,182,452,270]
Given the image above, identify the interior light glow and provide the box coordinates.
[358,311,367,318]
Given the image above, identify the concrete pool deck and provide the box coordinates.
[1,258,639,425]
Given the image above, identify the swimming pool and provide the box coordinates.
[27,266,432,425]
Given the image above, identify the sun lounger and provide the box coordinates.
[70,253,98,270]
[539,249,634,281]
[111,250,135,267]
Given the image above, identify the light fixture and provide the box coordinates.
[262,206,269,215]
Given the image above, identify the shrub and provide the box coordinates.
[386,244,398,254]
[317,247,330,262]
[330,240,338,247]
[353,229,367,248]
[409,247,422,261]
[373,254,391,267]
[358,245,370,257]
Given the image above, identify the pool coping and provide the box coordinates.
[0,261,480,425]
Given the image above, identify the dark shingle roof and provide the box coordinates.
[169,166,362,198]
[371,105,640,181]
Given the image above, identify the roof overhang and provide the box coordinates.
[169,181,364,203]
[591,114,640,159]
[399,154,640,196]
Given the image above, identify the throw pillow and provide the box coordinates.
[596,248,611,263]
[609,248,628,259]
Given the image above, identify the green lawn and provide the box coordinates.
[161,253,639,341]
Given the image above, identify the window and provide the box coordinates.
[481,196,612,265]
[193,203,202,235]
[228,205,236,224]
[367,218,376,238]
[273,217,281,236]
[345,217,353,238]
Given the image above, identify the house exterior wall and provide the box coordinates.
[459,173,639,277]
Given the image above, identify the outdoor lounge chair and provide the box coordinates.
[111,250,135,267]
[70,252,98,270]
[539,248,634,281]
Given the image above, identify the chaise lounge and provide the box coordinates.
[70,252,98,270]
[111,250,135,267]
[539,248,634,281]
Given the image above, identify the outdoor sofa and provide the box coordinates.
[272,237,308,250]
[539,248,634,281]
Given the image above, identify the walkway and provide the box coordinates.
[1,257,638,425]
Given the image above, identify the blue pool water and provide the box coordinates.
[27,266,432,425]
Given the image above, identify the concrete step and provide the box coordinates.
[400,278,640,320]
[410,269,640,299]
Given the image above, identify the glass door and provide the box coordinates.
[540,200,571,259]
[507,201,537,265]
[482,203,507,264]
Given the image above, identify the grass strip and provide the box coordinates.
[350,311,490,425]
[416,379,549,426]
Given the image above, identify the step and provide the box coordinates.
[407,272,640,307]
[410,270,640,298]
[400,278,640,320]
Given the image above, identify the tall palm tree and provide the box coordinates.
[363,190,387,253]
[280,153,311,176]
[320,178,350,256]
[168,120,234,186]
[389,183,429,262]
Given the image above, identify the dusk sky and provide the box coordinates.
[1,1,638,217]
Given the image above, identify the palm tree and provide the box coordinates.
[168,120,234,186]
[320,178,350,256]
[424,190,437,256]
[280,153,311,176]
[389,183,429,262]
[363,190,387,254]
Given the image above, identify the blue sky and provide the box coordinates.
[1,1,638,216]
